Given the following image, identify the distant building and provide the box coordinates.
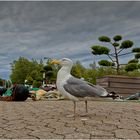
[90,61,96,69]
[119,64,127,68]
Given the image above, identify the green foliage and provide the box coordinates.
[71,62,118,84]
[97,67,117,76]
[121,69,140,77]
[71,61,86,78]
[10,57,43,84]
[120,40,133,49]
[91,35,134,74]
[98,60,115,66]
[10,57,31,84]
[46,71,53,77]
[91,45,110,55]
[113,42,119,47]
[10,56,140,87]
[43,65,53,71]
[72,62,140,83]
[40,69,45,73]
[84,69,97,84]
[135,53,140,59]
[25,76,33,85]
[99,36,111,42]
[113,35,122,42]
[52,60,140,85]
[30,70,38,78]
[43,64,56,84]
[0,78,3,86]
[128,59,139,64]
[125,63,138,72]
[132,48,140,53]
[32,80,42,88]
[35,77,42,82]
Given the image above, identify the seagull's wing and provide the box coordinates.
[63,76,108,97]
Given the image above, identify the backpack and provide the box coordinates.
[12,85,29,101]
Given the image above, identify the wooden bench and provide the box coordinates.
[96,76,140,97]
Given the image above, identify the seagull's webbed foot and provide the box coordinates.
[66,114,75,118]
[66,101,89,119]
[80,113,88,117]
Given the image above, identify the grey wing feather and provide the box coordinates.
[63,77,108,97]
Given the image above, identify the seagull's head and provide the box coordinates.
[51,58,73,67]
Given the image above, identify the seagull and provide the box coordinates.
[51,58,109,117]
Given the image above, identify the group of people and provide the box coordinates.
[0,84,29,101]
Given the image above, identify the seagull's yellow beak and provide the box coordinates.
[51,59,60,64]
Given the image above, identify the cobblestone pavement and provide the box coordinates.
[0,99,140,139]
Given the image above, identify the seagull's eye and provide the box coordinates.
[62,59,66,61]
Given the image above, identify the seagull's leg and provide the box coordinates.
[66,101,76,118]
[80,100,88,117]
[73,101,76,119]
[85,100,88,113]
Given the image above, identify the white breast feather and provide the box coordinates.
[56,70,79,101]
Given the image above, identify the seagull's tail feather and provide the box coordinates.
[86,82,109,97]
[95,85,109,97]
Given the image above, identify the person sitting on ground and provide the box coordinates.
[0,84,29,101]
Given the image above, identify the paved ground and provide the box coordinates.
[0,99,140,139]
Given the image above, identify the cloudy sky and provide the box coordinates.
[0,1,140,79]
